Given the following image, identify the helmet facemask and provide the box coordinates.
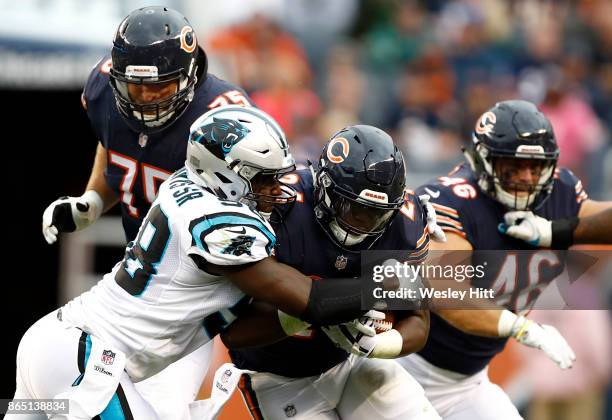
[238,165,297,218]
[315,170,403,248]
[468,100,560,211]
[110,60,197,133]
[468,138,558,211]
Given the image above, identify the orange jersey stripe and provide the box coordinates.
[431,202,459,217]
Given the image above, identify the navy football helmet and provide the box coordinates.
[313,125,406,248]
[465,100,559,210]
[109,6,205,133]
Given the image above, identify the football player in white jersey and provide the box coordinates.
[10,106,376,420]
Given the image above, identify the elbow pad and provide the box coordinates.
[301,277,366,326]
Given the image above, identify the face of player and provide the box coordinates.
[127,81,178,108]
[333,198,394,234]
[493,158,545,196]
[250,174,284,213]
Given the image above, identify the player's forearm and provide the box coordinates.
[572,207,612,244]
[227,258,366,325]
[394,310,430,355]
[435,308,502,337]
[220,302,288,349]
[85,143,119,213]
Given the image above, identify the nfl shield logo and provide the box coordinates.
[335,255,348,270]
[221,369,232,384]
[101,350,116,365]
[138,133,148,148]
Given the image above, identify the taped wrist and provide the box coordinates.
[551,216,579,249]
[301,277,366,326]
[497,309,518,337]
[369,329,403,359]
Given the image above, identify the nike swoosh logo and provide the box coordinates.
[424,187,440,199]
[227,227,247,234]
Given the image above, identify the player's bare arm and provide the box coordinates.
[85,142,120,213]
[429,231,575,368]
[221,302,429,358]
[428,232,503,336]
[207,257,367,326]
[41,142,118,244]
[393,309,430,355]
[574,205,612,243]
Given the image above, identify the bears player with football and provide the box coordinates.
[38,7,253,418]
[220,126,444,419]
[397,100,612,419]
[11,107,386,420]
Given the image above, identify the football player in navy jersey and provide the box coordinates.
[42,6,253,245]
[220,126,444,420]
[38,7,252,419]
[396,100,612,419]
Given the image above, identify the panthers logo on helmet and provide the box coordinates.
[327,137,350,163]
[180,26,197,53]
[475,111,497,137]
[191,117,251,159]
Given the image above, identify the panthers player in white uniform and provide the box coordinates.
[10,107,375,419]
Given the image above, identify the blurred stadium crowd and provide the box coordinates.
[202,0,612,200]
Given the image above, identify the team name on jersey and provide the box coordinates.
[168,169,204,206]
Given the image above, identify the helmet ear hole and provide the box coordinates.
[214,172,232,184]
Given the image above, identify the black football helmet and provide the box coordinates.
[109,6,205,134]
[313,125,406,249]
[465,100,559,210]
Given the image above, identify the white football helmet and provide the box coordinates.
[186,105,296,208]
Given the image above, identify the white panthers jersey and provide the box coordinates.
[61,167,276,381]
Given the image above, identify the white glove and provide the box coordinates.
[499,211,552,247]
[499,310,575,369]
[322,310,384,357]
[418,194,446,242]
[42,190,103,244]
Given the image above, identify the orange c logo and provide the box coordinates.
[180,26,197,53]
[327,137,350,163]
[475,111,496,137]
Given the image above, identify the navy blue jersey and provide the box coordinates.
[415,163,587,375]
[82,56,252,242]
[230,169,429,377]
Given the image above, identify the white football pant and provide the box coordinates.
[237,355,440,420]
[397,354,522,420]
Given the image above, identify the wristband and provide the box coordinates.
[82,190,104,220]
[497,309,518,337]
[551,216,579,249]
